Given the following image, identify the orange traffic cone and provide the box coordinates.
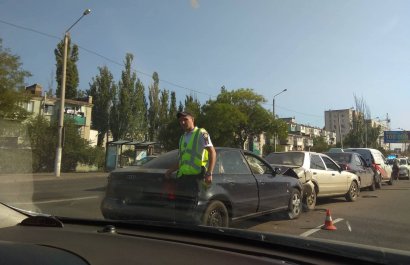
[322,209,337,230]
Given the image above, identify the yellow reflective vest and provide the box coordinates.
[177,127,209,177]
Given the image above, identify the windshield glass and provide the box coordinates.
[1,0,410,258]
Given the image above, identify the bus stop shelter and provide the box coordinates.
[105,140,157,171]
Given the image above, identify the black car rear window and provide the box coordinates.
[264,152,304,167]
[326,153,352,164]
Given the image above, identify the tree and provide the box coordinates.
[148,72,161,141]
[130,78,148,141]
[184,95,201,117]
[344,95,380,148]
[87,66,116,146]
[0,38,31,121]
[310,136,330,153]
[157,91,179,150]
[27,115,93,172]
[200,88,283,149]
[54,37,80,99]
[110,53,136,140]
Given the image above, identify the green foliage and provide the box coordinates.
[0,38,31,120]
[110,53,137,141]
[131,78,148,141]
[26,115,56,172]
[88,66,116,146]
[310,136,330,153]
[26,115,102,172]
[200,88,285,149]
[199,101,247,147]
[148,72,161,141]
[55,37,79,99]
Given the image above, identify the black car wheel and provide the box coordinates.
[375,173,382,189]
[303,189,316,211]
[368,176,376,191]
[345,181,359,202]
[202,201,229,227]
[288,189,302,219]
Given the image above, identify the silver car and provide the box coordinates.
[265,151,360,207]
[399,158,410,179]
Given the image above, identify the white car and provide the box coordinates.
[399,157,410,179]
[265,151,360,208]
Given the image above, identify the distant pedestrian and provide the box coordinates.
[392,159,399,180]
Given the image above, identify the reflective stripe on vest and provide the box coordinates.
[177,127,209,177]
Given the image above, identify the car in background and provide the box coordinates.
[264,152,317,211]
[265,151,360,206]
[325,152,376,191]
[101,147,303,227]
[399,157,410,179]
[344,148,393,186]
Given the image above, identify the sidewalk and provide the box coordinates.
[0,171,109,184]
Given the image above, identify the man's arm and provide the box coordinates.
[204,146,216,183]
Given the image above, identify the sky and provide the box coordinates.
[1,0,409,132]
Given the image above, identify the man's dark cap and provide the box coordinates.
[177,111,194,119]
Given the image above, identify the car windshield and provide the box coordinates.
[264,152,304,167]
[1,0,410,260]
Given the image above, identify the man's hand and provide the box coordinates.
[204,172,212,184]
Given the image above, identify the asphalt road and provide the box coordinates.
[1,173,409,251]
[233,179,410,252]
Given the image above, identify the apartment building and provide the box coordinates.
[280,117,336,151]
[324,108,355,144]
[24,84,93,140]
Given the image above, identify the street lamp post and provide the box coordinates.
[272,89,287,152]
[272,89,287,119]
[55,9,91,177]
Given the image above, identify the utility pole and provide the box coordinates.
[55,9,91,177]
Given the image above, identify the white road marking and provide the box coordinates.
[299,218,344,237]
[11,196,100,205]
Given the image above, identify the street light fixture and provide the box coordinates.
[55,9,91,177]
[272,89,287,118]
[272,89,287,152]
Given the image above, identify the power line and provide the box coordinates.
[0,19,60,40]
[0,19,215,98]
[261,102,323,118]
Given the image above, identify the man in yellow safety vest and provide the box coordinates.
[165,110,216,223]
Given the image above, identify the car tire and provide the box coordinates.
[368,176,376,191]
[288,189,302,219]
[345,181,359,202]
[302,189,316,211]
[375,173,382,189]
[202,201,229,227]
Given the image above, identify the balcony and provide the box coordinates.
[64,114,86,126]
